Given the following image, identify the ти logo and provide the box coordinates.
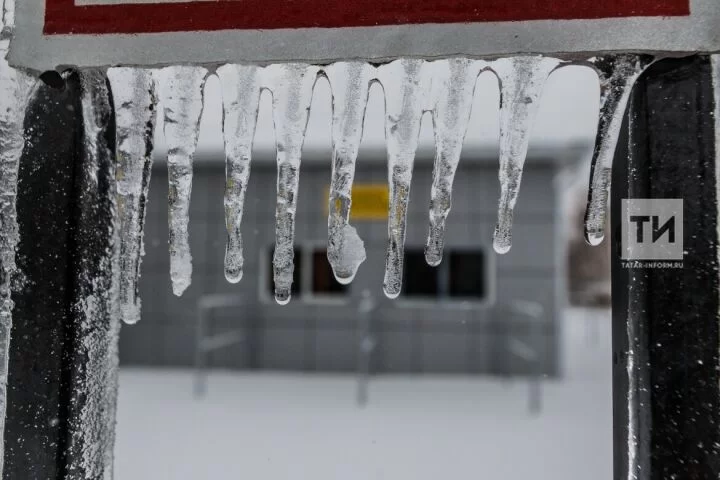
[621,199,683,261]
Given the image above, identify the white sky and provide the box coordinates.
[154,64,600,159]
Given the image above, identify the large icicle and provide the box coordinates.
[491,56,560,254]
[425,58,482,266]
[217,65,263,284]
[324,62,373,284]
[378,59,427,299]
[584,55,653,246]
[0,40,35,480]
[156,66,208,296]
[267,64,318,305]
[107,68,157,325]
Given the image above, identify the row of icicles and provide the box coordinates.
[7,54,654,325]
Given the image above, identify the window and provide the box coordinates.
[401,249,488,301]
[311,250,349,295]
[449,251,486,299]
[403,249,440,297]
[267,248,301,297]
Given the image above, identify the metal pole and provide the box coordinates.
[4,70,119,479]
[611,55,720,480]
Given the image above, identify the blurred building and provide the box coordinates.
[120,142,585,377]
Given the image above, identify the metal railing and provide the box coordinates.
[193,293,546,414]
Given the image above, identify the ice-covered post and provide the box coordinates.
[610,55,720,479]
[3,71,120,479]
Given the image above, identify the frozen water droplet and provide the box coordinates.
[267,64,319,304]
[378,59,427,298]
[584,55,653,245]
[491,56,560,254]
[156,66,209,296]
[0,40,35,480]
[218,64,263,284]
[108,68,157,324]
[425,58,482,266]
[325,62,373,283]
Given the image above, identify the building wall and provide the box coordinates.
[120,157,562,376]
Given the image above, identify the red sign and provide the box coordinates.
[44,0,690,35]
[8,0,718,71]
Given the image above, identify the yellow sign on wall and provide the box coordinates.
[325,184,389,221]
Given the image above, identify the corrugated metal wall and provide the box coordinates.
[120,158,562,376]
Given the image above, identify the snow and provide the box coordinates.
[114,308,612,480]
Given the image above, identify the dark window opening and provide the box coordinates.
[449,251,486,299]
[268,248,302,296]
[403,249,440,297]
[312,250,349,295]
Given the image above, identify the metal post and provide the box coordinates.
[611,55,720,480]
[4,71,119,479]
[356,291,377,407]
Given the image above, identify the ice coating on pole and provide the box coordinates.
[107,68,157,324]
[584,55,653,246]
[325,62,373,284]
[378,59,427,299]
[0,40,34,479]
[425,58,482,266]
[75,69,121,479]
[491,56,560,254]
[218,64,263,284]
[268,64,318,305]
[156,66,208,296]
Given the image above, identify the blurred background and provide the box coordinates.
[114,65,612,479]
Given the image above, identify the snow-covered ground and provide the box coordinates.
[114,308,611,480]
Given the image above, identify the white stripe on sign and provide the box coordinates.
[74,0,218,5]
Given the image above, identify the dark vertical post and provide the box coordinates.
[611,56,720,480]
[4,71,119,479]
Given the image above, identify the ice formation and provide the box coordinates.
[325,62,373,285]
[583,55,654,246]
[425,58,484,266]
[267,64,319,305]
[491,56,561,254]
[377,59,427,298]
[107,68,157,324]
[105,55,649,302]
[156,66,209,296]
[218,65,263,284]
[0,39,35,479]
[0,53,652,339]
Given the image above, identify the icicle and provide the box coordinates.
[217,64,262,284]
[491,56,560,254]
[267,64,318,305]
[584,55,653,246]
[378,59,427,299]
[156,66,208,296]
[1,0,15,39]
[325,62,373,284]
[107,68,157,324]
[0,40,35,479]
[425,58,482,266]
